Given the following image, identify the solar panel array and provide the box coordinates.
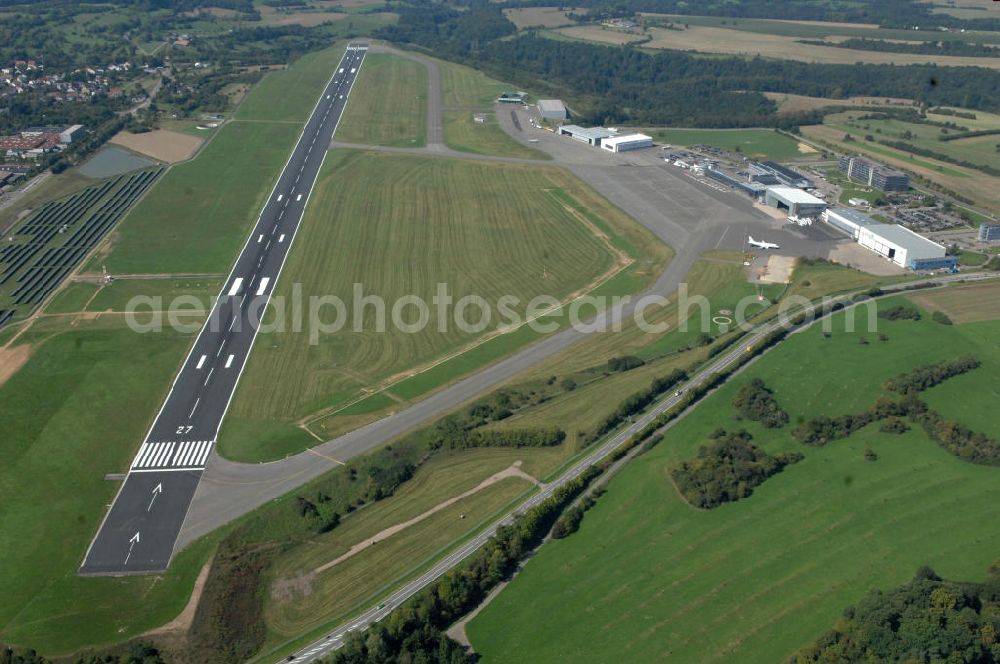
[0,167,163,326]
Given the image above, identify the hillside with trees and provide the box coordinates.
[794,565,1000,663]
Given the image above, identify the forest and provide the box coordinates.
[378,3,1000,127]
[794,565,1000,663]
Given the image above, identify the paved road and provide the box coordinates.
[284,270,997,662]
[79,45,369,575]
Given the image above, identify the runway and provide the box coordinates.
[79,44,368,575]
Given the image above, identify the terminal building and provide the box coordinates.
[750,161,814,189]
[979,223,1000,242]
[706,167,767,198]
[600,133,653,153]
[764,186,827,218]
[557,124,615,146]
[537,99,567,121]
[838,155,909,192]
[823,207,956,270]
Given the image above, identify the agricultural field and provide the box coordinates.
[468,294,1000,662]
[823,109,1000,174]
[641,13,1000,45]
[335,53,427,148]
[644,127,809,161]
[802,123,1000,212]
[554,21,1000,69]
[503,6,583,30]
[0,312,218,654]
[110,129,204,163]
[220,149,670,461]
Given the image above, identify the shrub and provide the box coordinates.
[731,378,789,428]
[670,430,803,509]
[932,310,954,325]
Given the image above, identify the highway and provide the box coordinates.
[283,271,997,662]
[79,44,369,575]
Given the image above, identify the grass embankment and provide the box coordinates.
[467,291,1000,662]
[220,149,670,461]
[436,58,548,160]
[335,52,427,148]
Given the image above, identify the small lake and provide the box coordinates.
[78,146,156,178]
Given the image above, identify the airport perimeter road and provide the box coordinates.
[79,45,369,576]
[284,272,997,663]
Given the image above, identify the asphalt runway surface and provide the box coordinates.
[78,44,369,575]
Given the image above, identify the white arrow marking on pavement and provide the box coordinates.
[147,483,162,512]
[124,531,140,565]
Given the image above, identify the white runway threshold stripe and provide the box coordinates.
[228,277,243,296]
[256,277,270,296]
[131,440,215,470]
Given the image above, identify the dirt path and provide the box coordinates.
[0,343,32,387]
[143,561,213,638]
[314,462,540,575]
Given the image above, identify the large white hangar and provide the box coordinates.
[558,124,615,146]
[823,207,956,270]
[764,186,827,218]
[600,133,653,153]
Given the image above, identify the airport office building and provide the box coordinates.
[824,207,956,270]
[763,186,827,217]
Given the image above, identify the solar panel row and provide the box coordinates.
[0,167,163,322]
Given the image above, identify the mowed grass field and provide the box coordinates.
[98,46,348,274]
[0,315,217,654]
[235,45,347,123]
[468,294,1000,662]
[220,149,667,461]
[436,58,548,159]
[645,127,808,161]
[335,52,426,147]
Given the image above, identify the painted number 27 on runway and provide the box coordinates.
[176,425,193,434]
